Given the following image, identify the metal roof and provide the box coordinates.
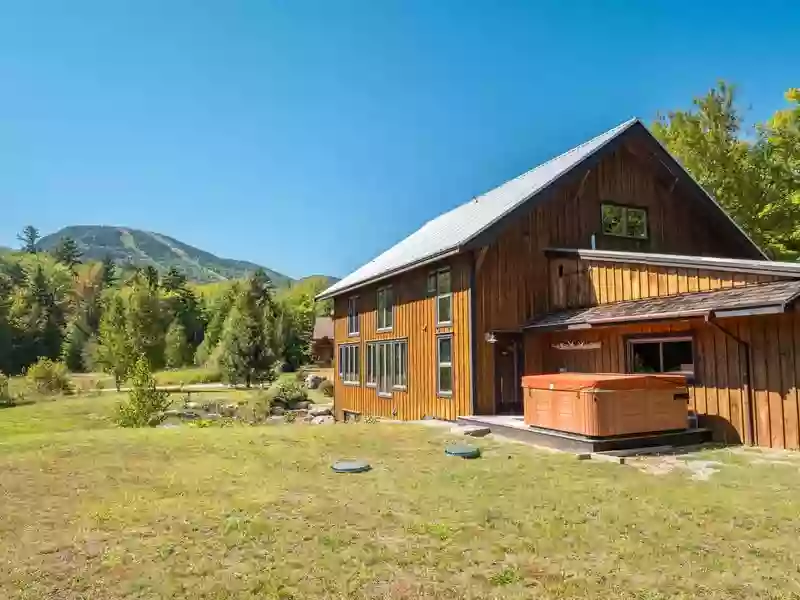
[546,248,800,278]
[318,117,764,300]
[524,279,800,331]
[318,118,640,299]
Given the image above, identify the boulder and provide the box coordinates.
[311,415,335,425]
[305,374,324,389]
[185,401,201,410]
[451,425,491,438]
[271,406,286,416]
[308,406,333,417]
[293,401,311,410]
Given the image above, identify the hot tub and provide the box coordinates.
[521,373,688,438]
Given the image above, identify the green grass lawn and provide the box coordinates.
[3,396,800,598]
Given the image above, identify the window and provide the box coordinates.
[601,203,648,239]
[338,343,360,385]
[367,339,408,396]
[377,286,394,331]
[347,296,359,336]
[437,335,453,396]
[628,337,694,379]
[430,268,452,326]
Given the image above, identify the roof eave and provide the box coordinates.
[315,247,462,301]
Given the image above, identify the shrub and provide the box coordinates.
[24,358,72,396]
[272,381,309,408]
[284,411,297,424]
[252,391,273,420]
[318,379,334,398]
[116,355,171,428]
[0,372,14,407]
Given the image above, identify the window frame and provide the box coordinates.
[601,202,649,240]
[625,334,695,382]
[346,296,359,337]
[376,285,394,332]
[338,343,361,386]
[436,334,454,397]
[431,267,453,327]
[366,338,408,397]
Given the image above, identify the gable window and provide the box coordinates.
[601,203,648,239]
[347,296,359,336]
[628,336,694,380]
[367,339,407,396]
[338,343,360,385]
[437,335,453,397]
[377,286,394,331]
[431,268,452,326]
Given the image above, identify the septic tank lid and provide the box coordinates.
[331,459,372,473]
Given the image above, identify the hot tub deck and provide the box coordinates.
[456,414,711,453]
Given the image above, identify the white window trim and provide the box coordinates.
[627,336,694,378]
[437,334,453,397]
[367,338,408,397]
[347,296,359,337]
[433,268,453,327]
[339,343,361,386]
[366,343,377,388]
[377,285,394,332]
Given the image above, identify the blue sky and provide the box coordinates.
[1,1,797,278]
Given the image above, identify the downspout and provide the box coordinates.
[468,255,477,416]
[706,315,756,446]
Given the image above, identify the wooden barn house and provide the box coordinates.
[317,118,800,450]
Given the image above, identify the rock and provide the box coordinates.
[204,413,221,420]
[305,374,324,389]
[308,406,332,417]
[185,401,201,410]
[271,406,286,416]
[293,401,311,410]
[180,410,201,420]
[163,409,182,418]
[220,403,238,417]
[451,425,491,438]
[311,415,335,425]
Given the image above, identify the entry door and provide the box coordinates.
[495,338,523,414]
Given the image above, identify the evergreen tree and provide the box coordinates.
[116,354,170,427]
[126,280,165,370]
[217,271,278,386]
[194,286,235,365]
[161,266,187,292]
[100,255,117,288]
[52,236,82,271]
[61,319,89,372]
[96,295,134,390]
[17,225,40,254]
[164,319,191,368]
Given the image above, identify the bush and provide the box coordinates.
[252,391,273,420]
[318,379,334,398]
[24,358,72,396]
[116,355,171,427]
[272,381,308,408]
[0,372,14,407]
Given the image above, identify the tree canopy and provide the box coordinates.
[653,83,800,259]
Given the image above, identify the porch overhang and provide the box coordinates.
[523,279,800,332]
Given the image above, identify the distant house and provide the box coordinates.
[311,316,334,366]
[318,118,800,450]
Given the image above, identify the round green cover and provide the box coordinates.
[445,444,481,459]
[331,460,372,473]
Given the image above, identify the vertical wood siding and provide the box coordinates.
[548,258,780,309]
[332,255,472,420]
[539,313,800,450]
[475,141,761,414]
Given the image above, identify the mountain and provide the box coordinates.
[38,225,293,285]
